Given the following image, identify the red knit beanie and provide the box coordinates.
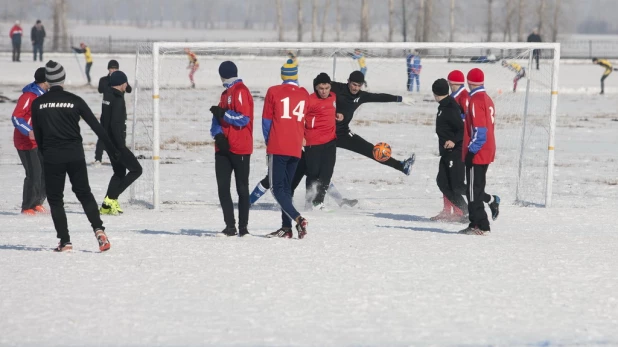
[467,68,484,84]
[447,70,465,84]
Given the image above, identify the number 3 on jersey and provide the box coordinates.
[280,97,305,122]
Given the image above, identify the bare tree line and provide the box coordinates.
[5,0,579,43]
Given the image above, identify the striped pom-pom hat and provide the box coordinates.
[45,60,65,86]
[281,58,298,82]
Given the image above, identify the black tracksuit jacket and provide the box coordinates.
[98,75,132,94]
[101,87,128,150]
[435,95,464,157]
[31,86,117,164]
[329,82,400,137]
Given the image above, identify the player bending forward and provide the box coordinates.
[330,71,416,175]
[262,60,309,239]
[592,58,616,95]
[501,60,526,92]
[459,68,500,235]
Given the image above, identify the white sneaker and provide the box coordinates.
[312,202,325,211]
[92,160,102,168]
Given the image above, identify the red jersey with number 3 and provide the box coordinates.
[463,87,496,164]
[262,82,309,157]
[305,92,337,146]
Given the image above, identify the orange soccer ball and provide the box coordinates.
[372,142,392,162]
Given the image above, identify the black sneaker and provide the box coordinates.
[239,228,250,237]
[489,195,500,221]
[221,227,238,237]
[54,241,73,252]
[458,226,490,235]
[266,227,293,238]
[339,198,358,208]
[295,216,308,239]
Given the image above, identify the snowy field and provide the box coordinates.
[0,52,617,346]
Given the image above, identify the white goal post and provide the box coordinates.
[131,41,560,210]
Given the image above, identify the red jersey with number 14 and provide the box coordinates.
[262,82,309,158]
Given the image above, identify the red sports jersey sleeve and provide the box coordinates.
[12,92,37,150]
[263,83,309,158]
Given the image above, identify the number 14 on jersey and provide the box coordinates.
[280,97,305,122]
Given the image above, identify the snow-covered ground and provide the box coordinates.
[0,53,617,346]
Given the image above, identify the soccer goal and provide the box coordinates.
[130,41,560,210]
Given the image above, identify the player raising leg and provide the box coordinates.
[330,71,416,175]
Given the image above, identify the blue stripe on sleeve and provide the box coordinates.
[468,127,487,154]
[262,118,273,144]
[223,110,250,127]
[12,116,32,135]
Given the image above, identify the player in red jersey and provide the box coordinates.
[210,61,254,237]
[184,48,199,88]
[263,59,310,239]
[447,70,470,115]
[12,67,48,215]
[460,68,500,235]
[304,72,337,210]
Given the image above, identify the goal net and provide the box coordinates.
[130,42,560,210]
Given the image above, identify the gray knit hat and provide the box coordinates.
[45,60,65,86]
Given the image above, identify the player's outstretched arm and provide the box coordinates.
[363,91,414,105]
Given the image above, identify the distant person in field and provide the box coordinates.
[430,78,467,223]
[406,49,422,92]
[12,67,48,215]
[527,28,542,70]
[592,58,616,95]
[351,49,367,75]
[99,71,143,216]
[30,20,45,62]
[262,58,309,239]
[185,48,199,88]
[501,60,526,92]
[209,61,254,237]
[94,59,133,167]
[31,60,118,252]
[9,20,23,62]
[72,42,93,85]
[330,70,416,175]
[460,68,500,235]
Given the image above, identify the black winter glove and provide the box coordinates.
[214,133,230,153]
[465,151,475,167]
[210,106,227,120]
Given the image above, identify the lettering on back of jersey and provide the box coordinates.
[39,102,74,109]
